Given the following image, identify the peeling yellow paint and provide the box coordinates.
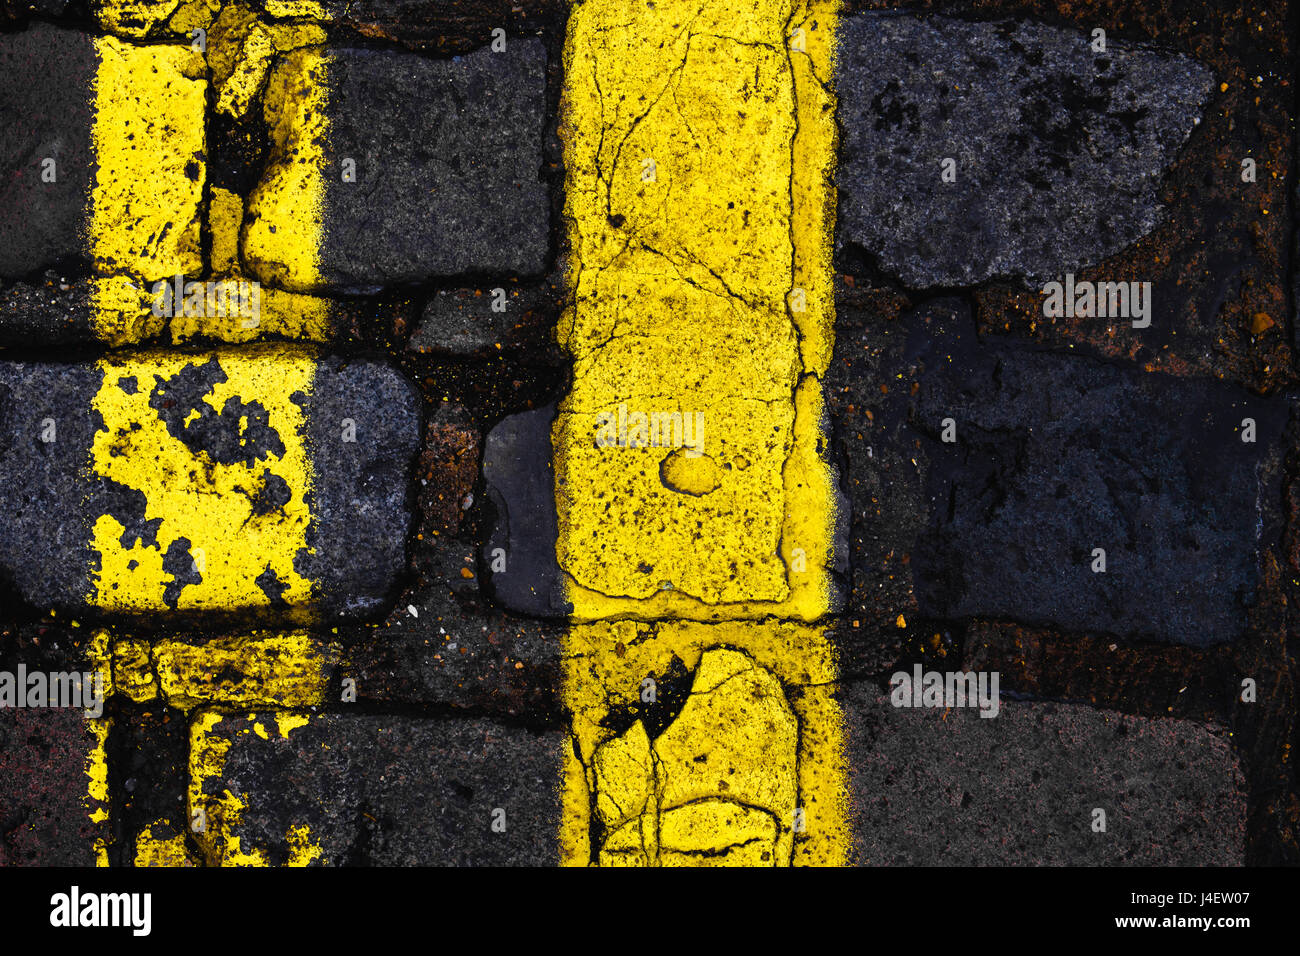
[556,0,841,622]
[189,710,320,865]
[89,275,167,348]
[557,0,846,865]
[95,0,183,38]
[170,282,334,344]
[242,48,330,293]
[134,822,198,867]
[284,823,324,865]
[88,347,315,615]
[216,20,276,118]
[591,647,798,865]
[85,716,112,867]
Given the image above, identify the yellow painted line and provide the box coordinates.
[83,628,113,867]
[557,0,848,865]
[89,33,206,346]
[160,633,334,710]
[556,0,840,622]
[241,46,331,294]
[191,9,333,343]
[78,11,336,864]
[87,6,332,344]
[88,346,315,615]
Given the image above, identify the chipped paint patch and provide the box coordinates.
[88,347,315,615]
[560,620,849,866]
[189,709,321,865]
[556,0,842,621]
[113,638,159,702]
[95,0,184,38]
[134,821,198,867]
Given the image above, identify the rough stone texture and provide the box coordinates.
[0,360,104,611]
[0,353,420,621]
[0,708,106,865]
[863,0,1295,395]
[836,15,1214,288]
[348,538,566,720]
[911,307,1284,646]
[823,274,1296,862]
[317,39,551,290]
[194,712,564,865]
[825,286,939,679]
[0,23,94,280]
[298,354,422,619]
[841,684,1247,865]
[112,702,192,868]
[414,402,479,537]
[0,0,77,20]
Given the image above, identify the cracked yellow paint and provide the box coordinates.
[557,0,848,866]
[592,648,798,865]
[219,21,276,118]
[561,620,849,866]
[77,628,115,866]
[89,35,205,344]
[88,347,315,615]
[189,710,321,865]
[557,0,841,621]
[242,48,330,293]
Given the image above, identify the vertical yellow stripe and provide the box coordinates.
[557,0,848,865]
[556,0,840,622]
[241,47,330,294]
[89,35,206,345]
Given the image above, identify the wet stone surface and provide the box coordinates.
[909,303,1284,646]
